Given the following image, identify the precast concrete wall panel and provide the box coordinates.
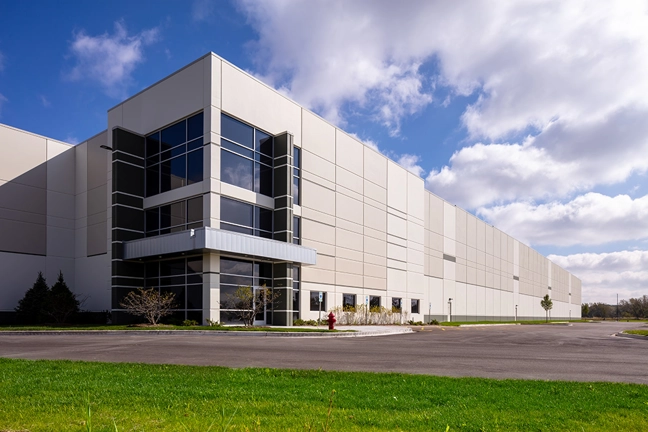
[223,63,302,145]
[302,110,334,162]
[120,59,207,135]
[387,161,407,213]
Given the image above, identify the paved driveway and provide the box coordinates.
[1,322,646,383]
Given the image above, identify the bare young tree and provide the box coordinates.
[120,288,176,325]
[221,285,279,327]
[540,294,553,323]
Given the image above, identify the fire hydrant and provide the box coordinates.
[328,312,336,330]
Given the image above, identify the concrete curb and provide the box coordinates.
[457,323,521,327]
[0,328,414,338]
[615,332,648,340]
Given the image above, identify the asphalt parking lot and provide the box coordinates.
[1,322,646,383]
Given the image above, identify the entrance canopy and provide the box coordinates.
[122,227,317,264]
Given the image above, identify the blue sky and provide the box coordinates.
[1,1,648,303]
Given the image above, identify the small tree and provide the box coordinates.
[15,272,50,324]
[540,294,553,323]
[120,288,176,325]
[581,303,590,318]
[47,271,80,324]
[221,285,279,327]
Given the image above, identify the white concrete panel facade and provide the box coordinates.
[0,52,581,324]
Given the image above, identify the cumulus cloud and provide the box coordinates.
[478,193,648,247]
[396,154,425,177]
[238,0,436,135]
[239,0,648,208]
[67,21,159,98]
[549,250,648,303]
[428,106,648,209]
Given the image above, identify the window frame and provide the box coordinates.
[220,113,274,197]
[145,112,204,197]
[145,196,203,237]
[220,196,274,239]
[411,299,420,314]
[310,291,326,312]
[342,293,356,311]
[392,297,403,313]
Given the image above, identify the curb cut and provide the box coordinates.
[0,328,413,338]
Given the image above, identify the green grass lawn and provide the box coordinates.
[625,329,648,336]
[0,324,345,333]
[0,359,647,431]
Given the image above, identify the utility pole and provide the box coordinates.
[617,293,619,321]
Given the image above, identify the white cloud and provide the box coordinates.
[397,154,425,177]
[67,21,159,98]
[478,193,648,247]
[238,0,436,135]
[549,250,648,303]
[239,1,648,208]
[192,0,214,22]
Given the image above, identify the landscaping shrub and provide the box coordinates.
[15,272,50,324]
[330,304,408,325]
[46,271,80,324]
[15,271,82,325]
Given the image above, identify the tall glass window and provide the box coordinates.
[293,146,301,205]
[293,266,300,321]
[293,216,300,245]
[219,257,273,324]
[143,256,203,322]
[146,112,204,197]
[220,196,273,239]
[145,196,203,237]
[220,114,273,197]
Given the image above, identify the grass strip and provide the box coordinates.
[0,358,647,431]
[439,319,583,326]
[625,329,648,336]
[0,325,347,333]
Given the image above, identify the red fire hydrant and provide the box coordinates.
[328,312,336,330]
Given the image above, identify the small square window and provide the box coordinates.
[392,297,402,313]
[411,299,420,314]
[310,291,326,311]
[342,293,356,311]
[369,296,381,310]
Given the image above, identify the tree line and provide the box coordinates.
[581,295,648,319]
